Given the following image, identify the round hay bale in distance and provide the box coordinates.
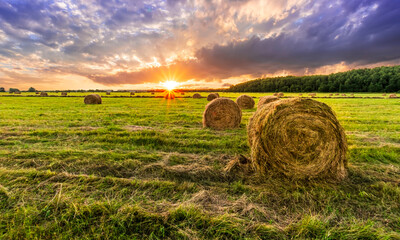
[389,94,397,98]
[257,96,279,109]
[84,94,102,104]
[203,98,242,130]
[207,93,218,101]
[248,98,347,180]
[193,93,202,99]
[273,93,278,96]
[181,92,185,95]
[236,95,255,109]
[130,92,135,96]
[40,92,48,97]
[277,92,284,97]
[61,92,67,96]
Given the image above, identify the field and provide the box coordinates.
[0,93,399,239]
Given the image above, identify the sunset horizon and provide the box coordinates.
[1,0,400,90]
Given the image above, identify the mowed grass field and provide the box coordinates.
[0,94,399,239]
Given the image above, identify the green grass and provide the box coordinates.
[0,94,399,239]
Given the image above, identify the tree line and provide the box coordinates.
[227,66,400,93]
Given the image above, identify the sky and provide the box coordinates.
[0,0,400,90]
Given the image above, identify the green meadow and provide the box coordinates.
[0,94,399,239]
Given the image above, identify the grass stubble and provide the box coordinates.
[0,94,399,239]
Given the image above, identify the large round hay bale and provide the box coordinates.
[248,98,347,180]
[193,93,202,98]
[203,98,242,130]
[214,93,220,97]
[236,95,255,109]
[257,96,279,109]
[61,92,67,96]
[84,94,102,104]
[40,92,48,97]
[207,93,218,101]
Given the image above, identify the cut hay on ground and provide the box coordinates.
[203,98,241,130]
[236,95,255,109]
[61,92,67,96]
[257,96,279,109]
[207,93,219,101]
[84,94,102,104]
[40,92,48,97]
[247,97,347,180]
[193,93,202,98]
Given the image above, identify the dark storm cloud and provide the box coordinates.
[89,0,400,85]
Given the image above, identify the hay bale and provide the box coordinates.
[84,94,102,104]
[151,92,155,95]
[15,91,21,94]
[106,92,111,95]
[181,92,185,95]
[257,96,279,109]
[214,93,220,97]
[309,93,317,98]
[299,93,303,97]
[273,93,278,96]
[35,92,39,94]
[236,95,255,109]
[335,93,339,96]
[382,93,386,96]
[61,92,67,96]
[329,93,333,97]
[389,94,397,98]
[248,98,347,180]
[193,93,202,98]
[203,98,242,130]
[341,94,346,97]
[207,93,218,101]
[130,92,135,96]
[277,92,284,97]
[40,92,48,97]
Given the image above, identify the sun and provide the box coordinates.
[162,80,179,91]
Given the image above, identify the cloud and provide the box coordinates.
[0,0,399,89]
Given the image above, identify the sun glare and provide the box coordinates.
[162,81,179,91]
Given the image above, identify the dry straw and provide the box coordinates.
[257,96,279,109]
[84,94,102,104]
[207,93,219,101]
[203,98,242,130]
[236,95,255,109]
[247,98,347,180]
[193,93,202,98]
[40,92,48,96]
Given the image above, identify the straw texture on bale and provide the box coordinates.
[214,93,220,97]
[203,98,242,130]
[193,93,202,98]
[248,98,347,180]
[257,96,279,109]
[61,92,67,96]
[40,92,48,97]
[207,93,219,101]
[236,95,255,109]
[84,94,102,104]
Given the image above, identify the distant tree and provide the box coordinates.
[28,87,36,92]
[0,87,5,92]
[9,88,20,93]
